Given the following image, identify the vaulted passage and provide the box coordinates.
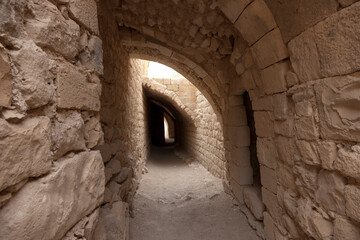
[1,0,360,240]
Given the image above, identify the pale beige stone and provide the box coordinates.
[335,147,360,180]
[26,0,80,59]
[252,95,273,111]
[295,101,313,117]
[274,118,295,138]
[234,0,276,45]
[263,212,276,240]
[227,106,247,127]
[296,140,320,166]
[79,35,104,75]
[218,0,252,23]
[230,146,251,167]
[230,161,253,185]
[288,29,322,83]
[314,74,360,142]
[277,163,296,190]
[93,201,129,240]
[286,71,299,87]
[345,185,360,223]
[264,0,338,42]
[257,138,277,169]
[273,93,290,120]
[293,164,318,197]
[333,217,360,240]
[69,0,99,34]
[57,60,101,111]
[275,136,298,166]
[0,44,12,107]
[296,198,334,240]
[260,61,289,95]
[0,117,51,191]
[315,170,346,215]
[295,117,319,140]
[260,166,277,194]
[243,187,264,220]
[10,41,56,110]
[228,126,251,147]
[254,111,274,137]
[314,2,360,77]
[319,141,337,170]
[52,111,86,159]
[83,113,104,149]
[0,151,105,240]
[1,109,25,121]
[251,28,289,69]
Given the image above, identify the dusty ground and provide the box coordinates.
[130,147,261,240]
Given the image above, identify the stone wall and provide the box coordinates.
[0,0,105,239]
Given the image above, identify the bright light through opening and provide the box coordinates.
[147,61,183,79]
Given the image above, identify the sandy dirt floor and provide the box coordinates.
[130,147,261,240]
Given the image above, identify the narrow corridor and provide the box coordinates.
[130,147,260,240]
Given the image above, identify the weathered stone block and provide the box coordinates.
[264,0,338,43]
[254,111,274,137]
[251,28,289,69]
[318,141,337,170]
[0,151,105,240]
[26,0,80,59]
[218,0,252,23]
[315,170,346,215]
[79,35,104,75]
[288,29,321,83]
[274,118,295,137]
[260,61,289,95]
[295,100,313,117]
[0,44,12,107]
[52,111,86,159]
[10,41,56,110]
[264,212,276,240]
[296,198,334,240]
[69,0,99,34]
[314,73,360,142]
[57,61,101,111]
[314,2,360,77]
[335,146,360,180]
[334,217,360,240]
[243,187,264,220]
[257,138,277,169]
[252,95,273,111]
[227,106,247,126]
[230,161,253,185]
[277,162,296,190]
[345,185,360,222]
[260,165,277,194]
[296,140,320,166]
[273,93,290,120]
[228,126,251,147]
[289,2,360,80]
[295,117,319,140]
[0,117,51,191]
[230,146,251,167]
[93,201,129,240]
[234,0,276,45]
[275,136,297,166]
[262,187,282,223]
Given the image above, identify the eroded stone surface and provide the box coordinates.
[26,0,80,59]
[0,151,105,240]
[0,44,12,107]
[57,61,101,111]
[52,111,86,159]
[0,117,51,191]
[69,0,99,34]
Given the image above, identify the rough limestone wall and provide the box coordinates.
[154,77,197,110]
[224,1,360,239]
[187,90,226,179]
[95,37,149,240]
[0,0,105,239]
